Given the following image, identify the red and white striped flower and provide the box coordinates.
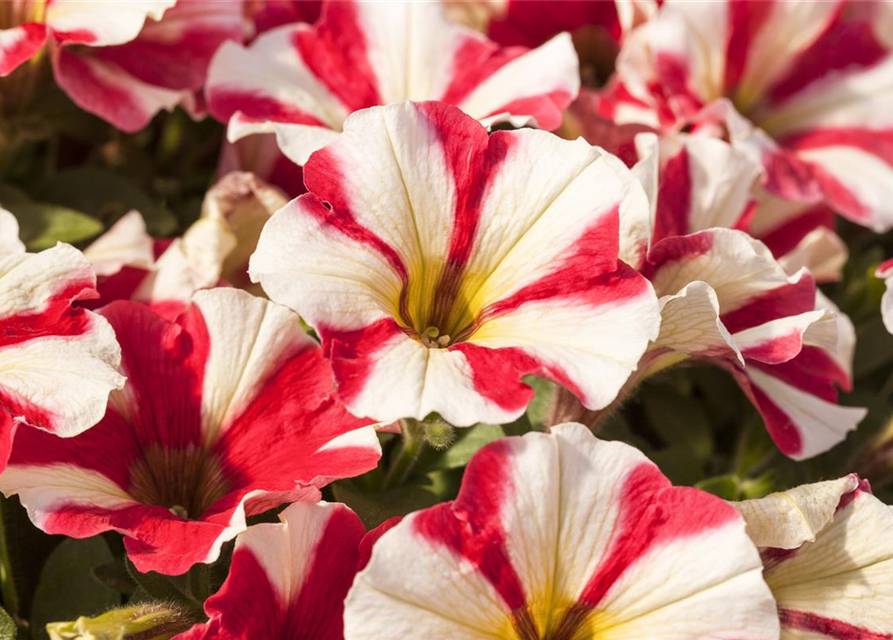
[345,423,779,639]
[0,230,124,475]
[206,0,581,165]
[249,101,661,427]
[735,475,893,639]
[0,0,173,78]
[877,258,893,335]
[52,0,245,132]
[0,288,380,575]
[178,501,366,640]
[645,228,864,460]
[603,0,893,232]
[0,0,244,132]
[613,131,865,459]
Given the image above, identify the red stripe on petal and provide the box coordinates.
[450,343,538,413]
[580,463,739,606]
[213,344,377,497]
[202,506,365,640]
[293,2,381,112]
[728,366,804,456]
[358,516,402,572]
[724,0,775,94]
[52,48,153,133]
[768,17,887,106]
[752,345,850,398]
[739,330,808,364]
[653,146,693,243]
[719,272,816,335]
[483,89,576,132]
[413,438,528,611]
[642,230,715,280]
[780,609,893,640]
[439,37,527,106]
[319,318,408,407]
[208,90,329,127]
[300,171,409,282]
[0,23,48,76]
[0,279,97,349]
[757,204,835,259]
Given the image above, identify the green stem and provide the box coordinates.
[382,418,425,490]
[0,497,18,617]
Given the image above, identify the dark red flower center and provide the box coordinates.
[129,445,230,520]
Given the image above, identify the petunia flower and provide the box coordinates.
[734,475,893,639]
[643,228,864,459]
[53,0,246,132]
[601,0,893,232]
[0,0,244,132]
[344,422,779,639]
[205,0,581,165]
[578,131,866,459]
[0,288,381,575]
[0,222,124,475]
[177,501,366,640]
[249,101,661,427]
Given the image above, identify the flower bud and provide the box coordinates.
[46,604,196,640]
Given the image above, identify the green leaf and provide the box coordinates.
[523,376,556,430]
[33,168,176,237]
[332,480,442,529]
[0,184,103,250]
[696,475,743,500]
[641,384,713,461]
[30,537,120,640]
[123,560,197,612]
[431,424,509,471]
[0,605,15,640]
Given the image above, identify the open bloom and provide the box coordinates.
[609,133,863,459]
[249,101,660,427]
[178,501,366,640]
[206,0,580,165]
[643,227,863,460]
[0,217,123,474]
[735,475,893,639]
[1,1,244,131]
[0,288,380,575]
[602,0,893,231]
[345,423,778,639]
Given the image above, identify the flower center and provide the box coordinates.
[398,263,480,349]
[128,445,231,520]
[509,602,601,640]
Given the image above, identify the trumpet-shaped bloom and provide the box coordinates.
[53,0,245,132]
[0,0,174,77]
[345,423,779,639]
[645,228,864,460]
[249,101,661,427]
[735,475,893,639]
[603,0,893,231]
[0,234,124,474]
[206,0,580,164]
[0,288,380,575]
[0,0,244,131]
[178,501,366,640]
[610,133,863,459]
